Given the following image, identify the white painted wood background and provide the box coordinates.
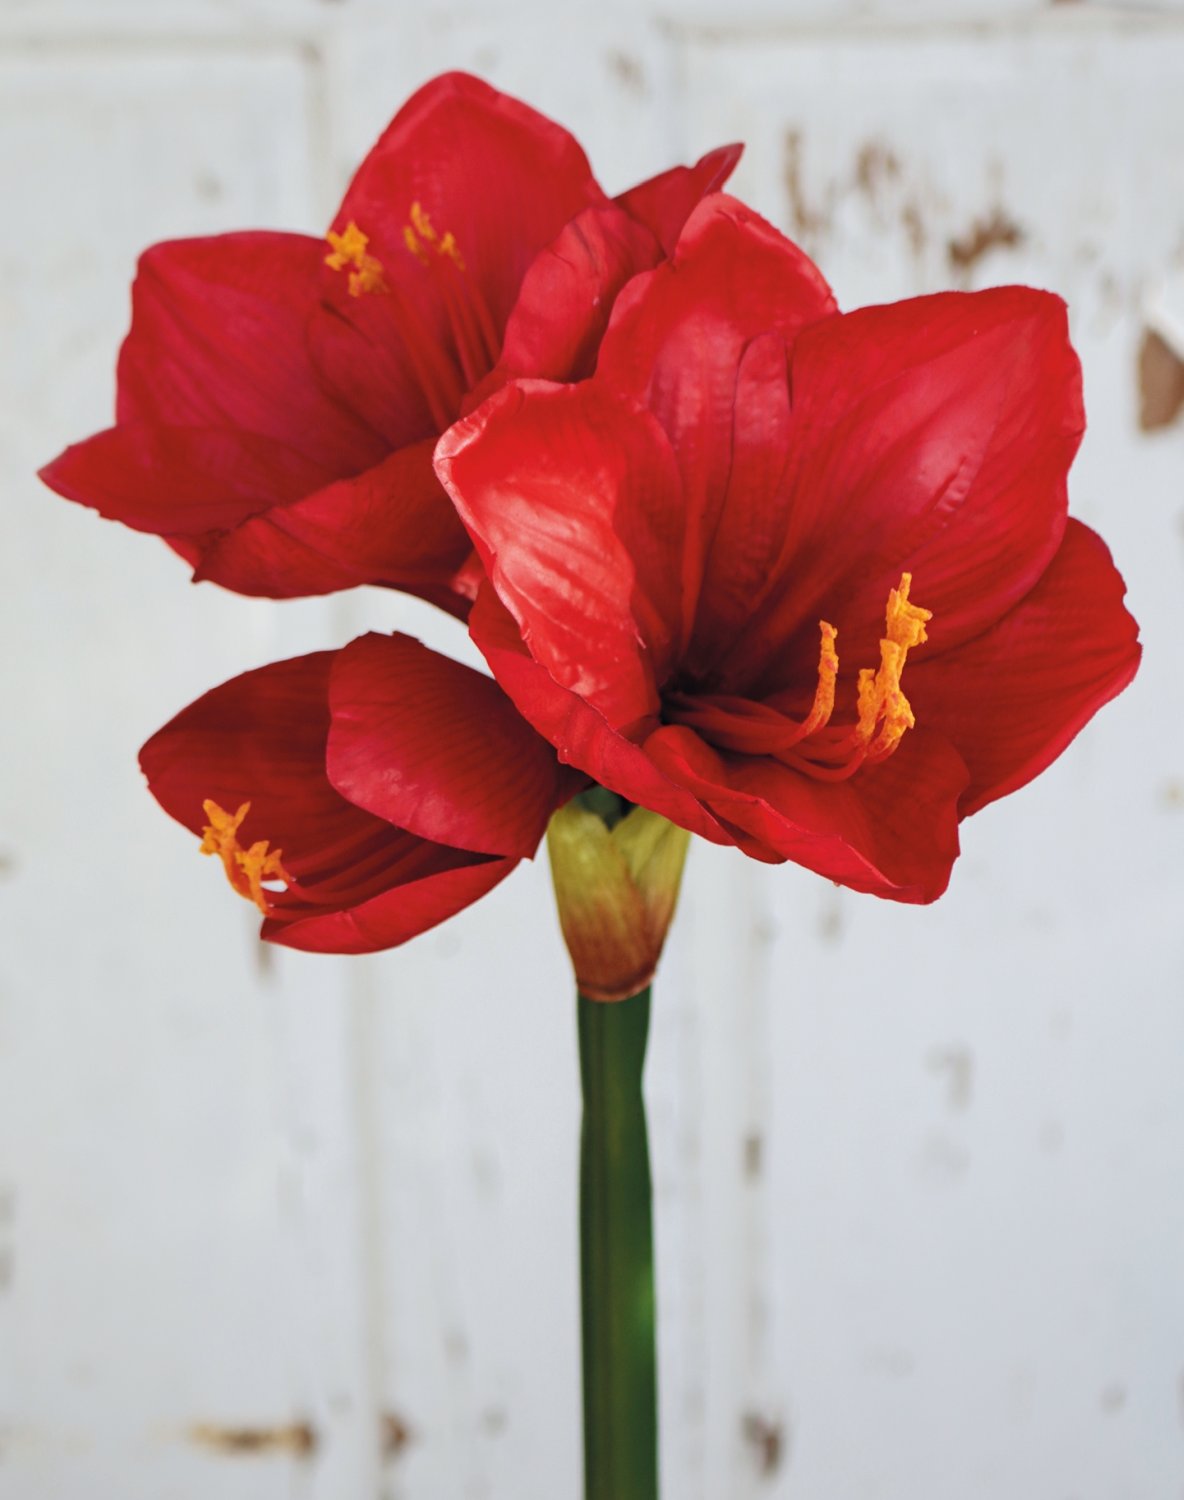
[2,1,1183,1496]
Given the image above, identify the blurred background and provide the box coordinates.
[2,0,1183,1495]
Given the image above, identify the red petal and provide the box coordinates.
[262,858,517,954]
[305,287,443,450]
[469,584,732,846]
[323,70,606,355]
[116,232,383,473]
[471,204,663,400]
[327,632,577,859]
[644,723,969,903]
[614,143,744,256]
[684,331,795,672]
[731,287,1085,688]
[140,651,513,953]
[908,519,1141,815]
[38,421,329,537]
[595,195,835,652]
[437,381,685,727]
[191,439,471,606]
[597,194,834,494]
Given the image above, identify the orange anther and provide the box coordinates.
[199,799,292,915]
[325,220,387,297]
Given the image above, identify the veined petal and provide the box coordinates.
[595,194,835,650]
[140,650,514,953]
[470,203,664,401]
[907,519,1141,815]
[644,722,969,903]
[191,439,471,607]
[437,380,685,727]
[116,232,384,473]
[614,143,744,256]
[262,858,518,954]
[329,71,606,339]
[38,421,331,538]
[327,632,579,859]
[730,286,1085,690]
[469,585,733,846]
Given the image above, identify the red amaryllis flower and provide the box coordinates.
[141,633,580,951]
[40,71,739,616]
[436,194,1141,903]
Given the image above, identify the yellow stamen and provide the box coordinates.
[852,573,932,761]
[410,201,438,244]
[798,620,839,740]
[325,220,387,297]
[199,799,292,916]
[403,201,466,270]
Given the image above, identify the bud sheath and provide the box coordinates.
[547,794,691,1002]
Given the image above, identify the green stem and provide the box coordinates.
[578,986,657,1500]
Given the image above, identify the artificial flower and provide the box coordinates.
[436,194,1141,903]
[40,72,739,615]
[140,633,580,951]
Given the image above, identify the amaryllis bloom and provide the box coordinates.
[436,194,1141,903]
[40,72,739,616]
[141,633,580,951]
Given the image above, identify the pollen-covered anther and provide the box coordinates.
[851,573,932,762]
[404,201,466,270]
[199,799,293,916]
[325,220,387,297]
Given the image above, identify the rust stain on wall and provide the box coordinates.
[854,142,900,202]
[947,208,1025,273]
[900,201,927,259]
[381,1411,414,1460]
[782,131,830,245]
[1137,328,1184,431]
[188,1421,318,1458]
[605,49,646,95]
[742,1410,786,1476]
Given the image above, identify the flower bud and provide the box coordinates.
[547,790,691,1002]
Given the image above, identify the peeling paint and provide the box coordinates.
[782,130,830,246]
[854,142,900,202]
[605,49,646,95]
[188,1421,317,1458]
[741,1410,786,1476]
[947,208,1025,274]
[380,1411,414,1460]
[1137,327,1184,432]
[901,200,927,259]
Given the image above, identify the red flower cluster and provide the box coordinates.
[44,73,1140,951]
[42,72,737,615]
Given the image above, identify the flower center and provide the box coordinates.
[665,574,932,782]
[325,221,387,297]
[199,799,293,915]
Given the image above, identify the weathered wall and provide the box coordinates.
[2,1,1182,1496]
